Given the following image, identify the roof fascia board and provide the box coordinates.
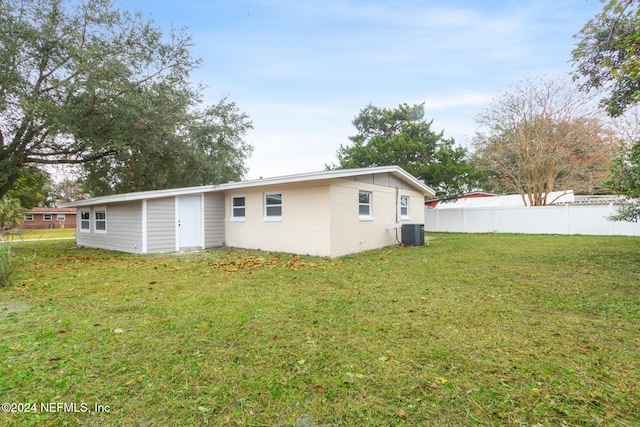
[61,185,216,207]
[220,166,435,196]
[62,166,435,207]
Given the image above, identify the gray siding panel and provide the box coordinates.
[204,192,225,247]
[146,197,176,253]
[76,202,143,253]
[355,172,414,190]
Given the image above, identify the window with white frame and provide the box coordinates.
[232,196,246,220]
[359,191,372,219]
[94,208,107,233]
[57,214,66,221]
[265,193,282,219]
[43,214,52,221]
[400,196,409,219]
[80,210,90,232]
[24,214,34,221]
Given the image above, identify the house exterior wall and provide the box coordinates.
[76,202,143,253]
[75,193,224,254]
[146,197,176,253]
[328,178,425,257]
[224,181,332,256]
[204,192,225,248]
[67,168,431,256]
[22,213,77,229]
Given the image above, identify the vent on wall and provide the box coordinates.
[401,224,425,246]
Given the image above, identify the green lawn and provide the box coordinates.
[2,228,76,240]
[1,234,639,426]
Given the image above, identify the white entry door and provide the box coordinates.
[178,195,202,249]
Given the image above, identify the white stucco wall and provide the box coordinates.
[224,181,332,256]
[329,179,425,257]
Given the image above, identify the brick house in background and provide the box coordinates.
[22,207,77,229]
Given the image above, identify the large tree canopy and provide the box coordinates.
[606,108,640,222]
[608,141,640,221]
[473,77,614,206]
[572,0,640,117]
[332,103,484,196]
[0,0,252,198]
[4,166,52,208]
[80,97,253,197]
[573,1,640,221]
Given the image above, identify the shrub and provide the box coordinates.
[0,197,25,235]
[0,244,34,287]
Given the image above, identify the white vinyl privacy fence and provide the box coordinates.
[424,204,640,236]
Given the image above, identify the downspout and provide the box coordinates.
[395,186,400,243]
[141,199,147,254]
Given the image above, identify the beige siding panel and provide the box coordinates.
[329,178,425,257]
[146,197,176,253]
[204,192,225,248]
[76,202,143,253]
[225,184,331,256]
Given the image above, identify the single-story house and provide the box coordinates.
[62,166,435,257]
[22,207,77,229]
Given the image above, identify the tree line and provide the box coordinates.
[1,0,639,229]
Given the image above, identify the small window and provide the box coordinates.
[43,214,52,221]
[359,191,372,219]
[400,196,409,219]
[57,214,66,221]
[265,193,282,219]
[24,214,34,221]
[80,210,90,232]
[232,196,246,220]
[95,208,107,233]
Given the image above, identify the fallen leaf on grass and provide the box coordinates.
[125,375,143,386]
[395,409,408,419]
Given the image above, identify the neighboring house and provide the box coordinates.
[425,191,497,209]
[22,207,77,229]
[62,166,435,257]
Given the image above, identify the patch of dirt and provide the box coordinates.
[0,301,28,318]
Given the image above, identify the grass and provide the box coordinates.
[0,233,639,426]
[1,228,76,240]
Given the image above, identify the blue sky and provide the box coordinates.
[119,0,604,179]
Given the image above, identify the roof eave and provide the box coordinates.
[61,166,436,207]
[60,185,217,207]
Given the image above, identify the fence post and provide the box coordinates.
[462,208,466,232]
